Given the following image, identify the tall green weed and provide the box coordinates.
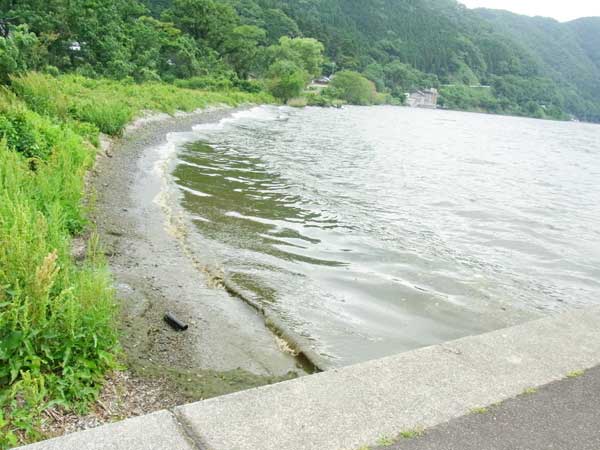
[0,72,273,448]
[11,73,274,136]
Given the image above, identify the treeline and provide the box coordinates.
[3,0,600,119]
[250,0,593,120]
[0,0,325,102]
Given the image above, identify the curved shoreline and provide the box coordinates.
[90,107,318,405]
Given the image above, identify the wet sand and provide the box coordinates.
[90,108,306,404]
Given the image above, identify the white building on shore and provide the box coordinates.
[405,88,438,109]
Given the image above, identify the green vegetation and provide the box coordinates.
[12,73,272,135]
[0,72,272,448]
[266,60,308,103]
[567,370,586,379]
[470,406,490,415]
[326,71,384,106]
[0,83,118,448]
[376,436,395,446]
[398,428,425,439]
[3,0,600,116]
[476,11,600,122]
[521,387,538,396]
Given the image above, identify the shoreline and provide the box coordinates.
[25,305,600,450]
[57,107,311,435]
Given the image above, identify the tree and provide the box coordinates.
[162,0,238,51]
[262,9,300,43]
[266,60,308,103]
[0,25,41,83]
[223,25,266,79]
[266,37,325,79]
[129,16,212,81]
[328,70,380,105]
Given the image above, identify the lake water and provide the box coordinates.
[168,105,600,367]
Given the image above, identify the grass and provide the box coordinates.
[0,72,274,449]
[376,436,395,446]
[398,428,425,439]
[521,387,538,396]
[567,370,585,379]
[11,73,274,136]
[470,406,490,415]
[356,427,426,449]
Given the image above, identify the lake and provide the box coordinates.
[167,105,600,367]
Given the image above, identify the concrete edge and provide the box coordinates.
[16,410,197,450]
[18,306,600,450]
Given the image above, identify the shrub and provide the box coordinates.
[0,26,42,83]
[174,76,234,91]
[327,71,380,105]
[0,120,118,447]
[266,60,308,103]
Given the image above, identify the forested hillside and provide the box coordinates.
[1,0,599,120]
[476,10,600,121]
[253,0,600,120]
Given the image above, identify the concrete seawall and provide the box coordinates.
[19,306,600,450]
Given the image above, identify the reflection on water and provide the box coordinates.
[170,105,600,367]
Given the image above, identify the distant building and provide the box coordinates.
[313,76,331,85]
[405,88,438,109]
[307,76,332,93]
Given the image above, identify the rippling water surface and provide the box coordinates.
[169,105,600,367]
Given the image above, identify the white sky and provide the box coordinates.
[458,0,600,22]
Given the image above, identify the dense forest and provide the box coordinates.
[475,11,600,122]
[0,0,599,120]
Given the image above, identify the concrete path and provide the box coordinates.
[375,365,600,450]
[18,306,600,450]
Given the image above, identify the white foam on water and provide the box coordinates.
[191,105,289,138]
[178,185,213,197]
[150,131,199,238]
[149,106,285,238]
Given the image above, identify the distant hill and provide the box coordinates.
[221,0,600,120]
[474,9,600,121]
[569,17,600,68]
[42,0,600,122]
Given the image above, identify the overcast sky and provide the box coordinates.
[458,0,600,22]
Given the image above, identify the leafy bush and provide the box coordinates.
[174,75,234,91]
[0,26,42,83]
[304,92,343,108]
[438,85,499,112]
[0,95,119,448]
[232,78,263,93]
[266,60,308,103]
[327,71,382,105]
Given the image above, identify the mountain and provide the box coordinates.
[569,18,600,68]
[474,9,600,121]
[223,0,600,120]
